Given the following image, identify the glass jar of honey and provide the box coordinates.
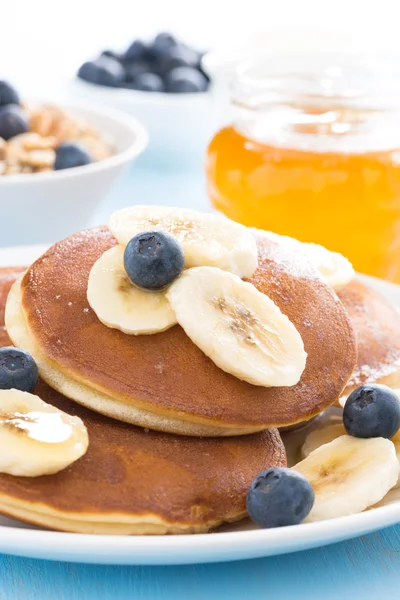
[206,57,400,281]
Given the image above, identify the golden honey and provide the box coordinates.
[206,61,400,281]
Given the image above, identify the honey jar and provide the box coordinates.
[206,57,400,281]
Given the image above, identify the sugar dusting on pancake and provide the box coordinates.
[253,229,354,291]
[339,280,400,393]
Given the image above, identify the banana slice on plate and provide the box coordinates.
[294,435,399,521]
[87,245,177,335]
[302,423,346,458]
[167,266,307,387]
[301,242,354,291]
[302,422,400,488]
[109,206,258,278]
[255,230,354,291]
[391,429,400,488]
[0,389,88,477]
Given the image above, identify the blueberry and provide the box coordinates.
[0,81,20,107]
[54,143,92,170]
[124,60,153,82]
[0,105,28,140]
[343,384,400,439]
[246,467,315,528]
[166,67,208,93]
[123,40,148,63]
[149,33,178,61]
[129,73,164,92]
[153,32,177,49]
[153,45,200,77]
[77,57,124,87]
[0,347,39,393]
[165,44,201,71]
[124,231,184,291]
[101,49,123,62]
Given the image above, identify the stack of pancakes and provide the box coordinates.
[0,225,398,535]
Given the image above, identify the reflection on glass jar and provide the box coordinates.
[206,56,400,282]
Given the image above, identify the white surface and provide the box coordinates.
[2,0,400,88]
[0,103,147,247]
[3,1,400,162]
[0,243,399,564]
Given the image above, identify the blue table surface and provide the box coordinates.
[2,157,400,599]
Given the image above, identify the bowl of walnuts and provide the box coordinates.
[0,81,148,247]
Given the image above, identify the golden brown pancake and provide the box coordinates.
[6,227,356,436]
[338,280,400,395]
[0,267,286,535]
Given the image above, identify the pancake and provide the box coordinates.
[338,280,400,395]
[6,227,356,436]
[0,267,286,535]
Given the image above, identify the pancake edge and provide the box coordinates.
[6,277,269,436]
[0,493,248,535]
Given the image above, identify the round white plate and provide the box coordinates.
[0,244,400,565]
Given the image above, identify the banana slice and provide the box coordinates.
[302,422,400,489]
[255,230,354,291]
[109,206,258,278]
[87,245,177,335]
[0,389,88,477]
[294,435,399,521]
[301,242,354,291]
[167,266,307,387]
[302,423,346,458]
[391,429,400,489]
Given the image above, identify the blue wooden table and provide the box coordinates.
[1,158,399,599]
[1,529,399,599]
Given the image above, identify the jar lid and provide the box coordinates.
[234,53,400,110]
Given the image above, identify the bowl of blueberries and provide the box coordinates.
[73,32,216,161]
[0,80,148,247]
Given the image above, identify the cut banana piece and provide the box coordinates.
[302,423,346,458]
[255,230,354,291]
[294,435,399,521]
[391,429,400,489]
[109,206,258,278]
[302,421,400,489]
[167,266,307,387]
[301,243,354,291]
[0,389,88,477]
[87,245,177,335]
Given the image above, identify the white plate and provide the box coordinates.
[0,244,400,565]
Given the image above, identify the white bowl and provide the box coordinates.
[0,102,148,247]
[68,79,217,163]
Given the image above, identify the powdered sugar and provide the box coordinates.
[252,228,354,291]
[252,228,323,283]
